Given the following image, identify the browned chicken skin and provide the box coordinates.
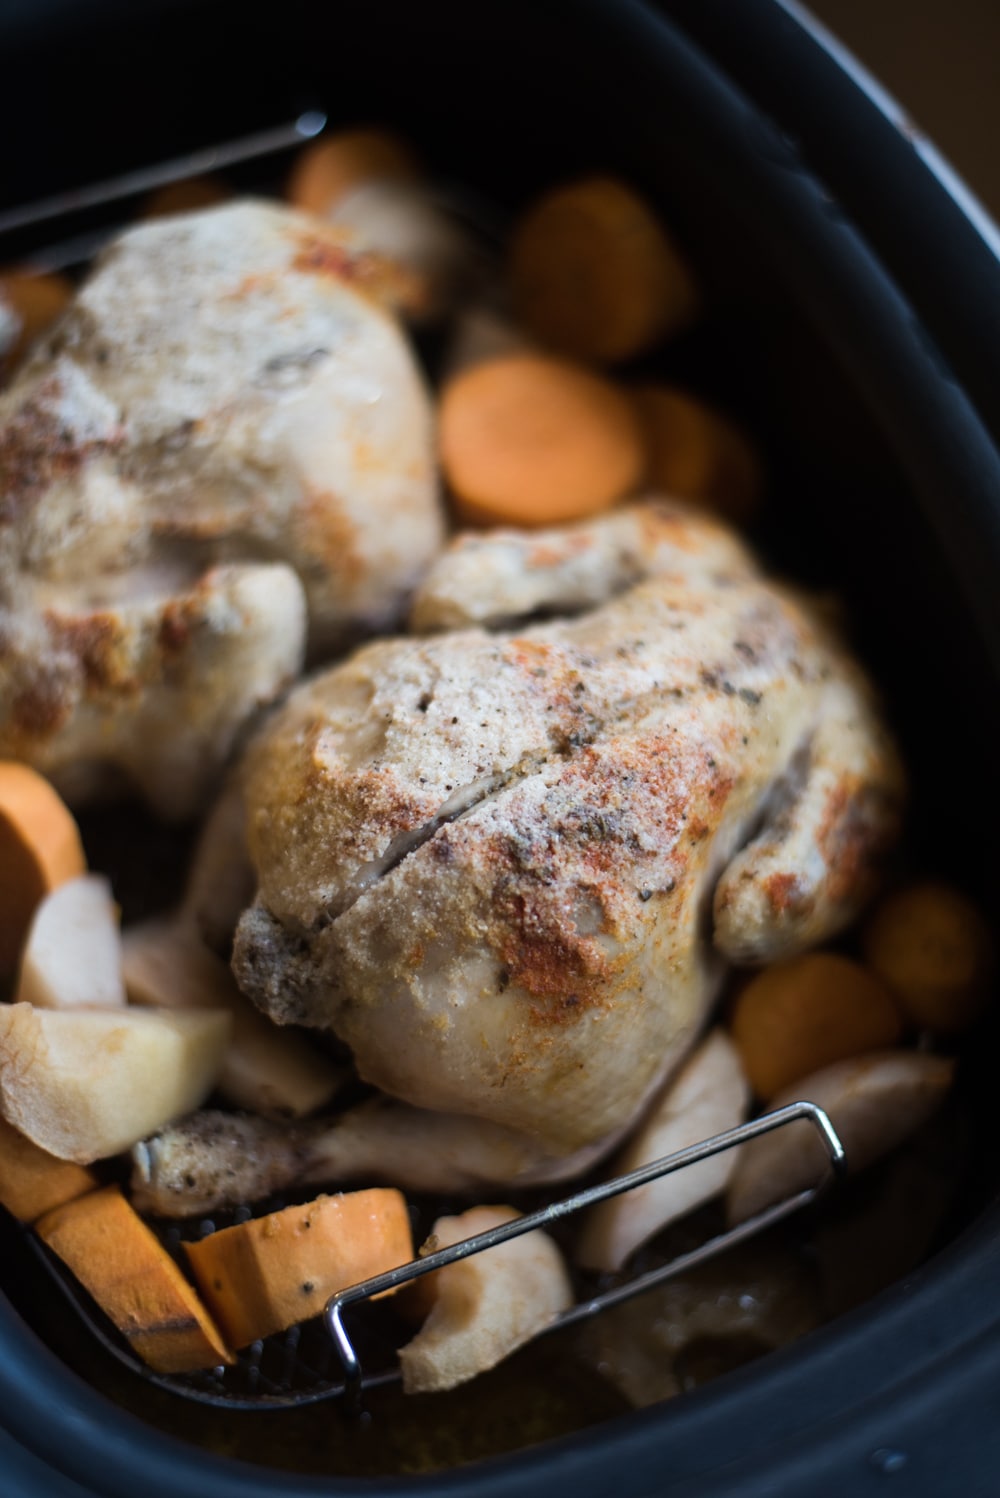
[232,502,903,1176]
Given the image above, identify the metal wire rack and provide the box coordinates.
[28,1101,845,1410]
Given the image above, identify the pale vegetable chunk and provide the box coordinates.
[0,1003,231,1164]
[123,916,342,1120]
[16,875,126,1010]
[398,1206,573,1394]
[287,129,419,217]
[727,1050,955,1225]
[577,1030,750,1271]
[329,179,478,324]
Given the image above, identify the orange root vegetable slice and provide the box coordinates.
[0,1115,96,1223]
[184,1188,414,1349]
[0,762,86,972]
[286,129,419,217]
[0,1003,232,1164]
[727,1051,955,1225]
[439,352,644,528]
[576,1030,750,1272]
[864,882,994,1034]
[730,952,903,1101]
[398,1205,572,1394]
[0,271,72,382]
[510,176,699,364]
[123,915,342,1120]
[36,1185,233,1372]
[16,874,126,1010]
[630,385,762,523]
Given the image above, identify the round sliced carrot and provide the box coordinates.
[729,951,903,1101]
[286,128,419,217]
[0,270,72,382]
[630,384,762,523]
[509,176,699,365]
[864,882,994,1033]
[143,176,230,218]
[0,762,86,972]
[439,352,645,528]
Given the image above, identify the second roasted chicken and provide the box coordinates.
[0,201,441,816]
[232,501,904,1177]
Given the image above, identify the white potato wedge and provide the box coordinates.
[0,1002,231,1164]
[727,1050,955,1225]
[122,916,342,1120]
[577,1029,750,1271]
[398,1205,572,1394]
[15,874,126,1010]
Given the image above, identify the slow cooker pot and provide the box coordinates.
[1,0,999,1492]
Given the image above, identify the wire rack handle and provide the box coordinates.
[327,1100,846,1404]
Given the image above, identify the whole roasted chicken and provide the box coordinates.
[231,501,903,1180]
[0,201,441,815]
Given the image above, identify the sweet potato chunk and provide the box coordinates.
[184,1189,414,1349]
[0,1115,96,1223]
[36,1185,233,1372]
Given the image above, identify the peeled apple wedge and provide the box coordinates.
[398,1206,573,1394]
[577,1029,750,1272]
[122,916,342,1120]
[727,1050,955,1225]
[15,874,126,1010]
[0,1003,231,1164]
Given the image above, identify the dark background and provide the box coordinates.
[811,0,1000,218]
